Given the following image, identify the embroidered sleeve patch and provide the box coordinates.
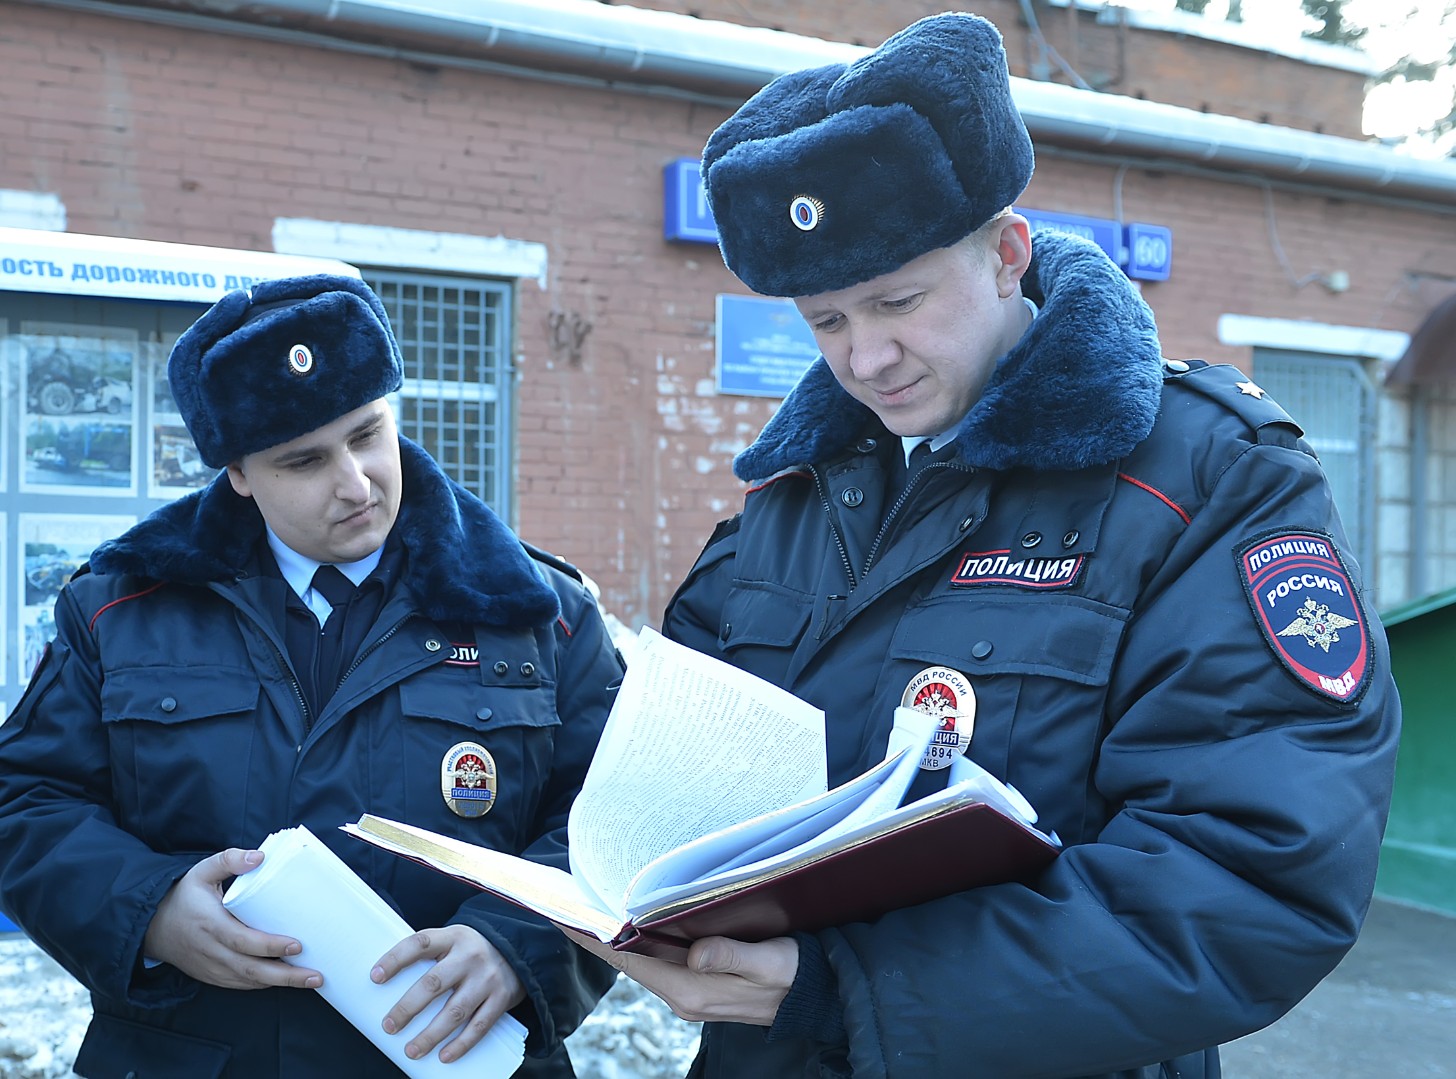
[1237,530,1371,704]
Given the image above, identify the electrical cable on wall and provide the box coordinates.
[1016,0,1095,90]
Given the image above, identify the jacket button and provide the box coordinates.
[971,640,993,660]
[959,516,976,533]
[519,662,536,677]
[160,697,177,713]
[424,639,442,652]
[476,707,492,721]
[855,438,877,453]
[493,661,509,676]
[1062,530,1080,548]
[841,487,864,507]
[1165,359,1190,373]
[1021,531,1042,548]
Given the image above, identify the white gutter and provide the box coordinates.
[23,0,1456,208]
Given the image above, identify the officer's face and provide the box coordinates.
[794,217,1033,439]
[227,399,403,564]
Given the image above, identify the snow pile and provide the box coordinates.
[0,938,87,1079]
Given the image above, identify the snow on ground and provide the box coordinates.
[0,932,700,1078]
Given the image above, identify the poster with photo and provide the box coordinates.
[19,513,133,683]
[149,337,218,495]
[18,330,138,494]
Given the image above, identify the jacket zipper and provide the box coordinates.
[861,460,962,577]
[231,604,313,732]
[812,465,858,590]
[338,613,418,686]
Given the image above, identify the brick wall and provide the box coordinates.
[615,0,1369,137]
[2,3,1453,626]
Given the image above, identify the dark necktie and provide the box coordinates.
[889,440,935,503]
[310,564,357,706]
[908,440,934,472]
[311,564,357,621]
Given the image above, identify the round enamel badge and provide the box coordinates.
[288,343,314,377]
[789,194,824,231]
[901,666,976,770]
[441,741,497,818]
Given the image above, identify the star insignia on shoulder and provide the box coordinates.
[1236,380,1267,399]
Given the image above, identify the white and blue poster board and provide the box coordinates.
[715,294,820,399]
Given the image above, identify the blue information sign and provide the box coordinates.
[716,293,819,398]
[1123,222,1173,281]
[661,165,1175,282]
[663,158,718,244]
[1016,206,1123,264]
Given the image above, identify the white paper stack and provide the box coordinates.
[222,825,526,1077]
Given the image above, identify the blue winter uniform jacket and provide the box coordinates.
[0,438,623,1078]
[663,234,1401,1078]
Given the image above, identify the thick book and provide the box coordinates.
[344,629,1060,960]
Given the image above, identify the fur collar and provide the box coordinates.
[732,231,1164,480]
[89,438,560,627]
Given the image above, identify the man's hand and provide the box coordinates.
[371,924,526,1064]
[142,848,322,991]
[563,928,797,1026]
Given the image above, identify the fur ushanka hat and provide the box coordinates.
[168,274,404,467]
[702,12,1034,298]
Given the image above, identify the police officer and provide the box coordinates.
[0,274,622,1076]
[567,13,1401,1079]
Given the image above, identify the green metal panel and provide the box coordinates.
[1376,587,1456,916]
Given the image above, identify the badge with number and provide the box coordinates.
[441,741,497,818]
[901,666,976,770]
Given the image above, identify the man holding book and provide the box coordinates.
[568,12,1401,1078]
[0,275,623,1075]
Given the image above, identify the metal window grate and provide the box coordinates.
[363,272,512,518]
[1254,349,1375,572]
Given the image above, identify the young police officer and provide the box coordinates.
[0,275,622,1076]
[569,13,1401,1079]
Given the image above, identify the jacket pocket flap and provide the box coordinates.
[894,597,1128,686]
[398,678,559,731]
[74,1012,230,1078]
[720,584,813,649]
[101,666,260,725]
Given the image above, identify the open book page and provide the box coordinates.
[620,745,916,916]
[622,712,934,919]
[567,628,826,920]
[942,754,1050,835]
[805,707,939,846]
[632,775,1060,929]
[224,825,526,1077]
[340,816,626,942]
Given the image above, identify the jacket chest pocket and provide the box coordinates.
[100,666,261,850]
[717,582,814,686]
[393,673,562,847]
[891,595,1129,843]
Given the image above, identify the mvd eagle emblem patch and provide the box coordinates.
[1237,530,1371,703]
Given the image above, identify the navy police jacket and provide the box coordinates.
[0,437,623,1078]
[664,234,1401,1079]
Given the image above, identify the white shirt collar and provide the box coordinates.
[899,295,1041,467]
[265,526,383,622]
